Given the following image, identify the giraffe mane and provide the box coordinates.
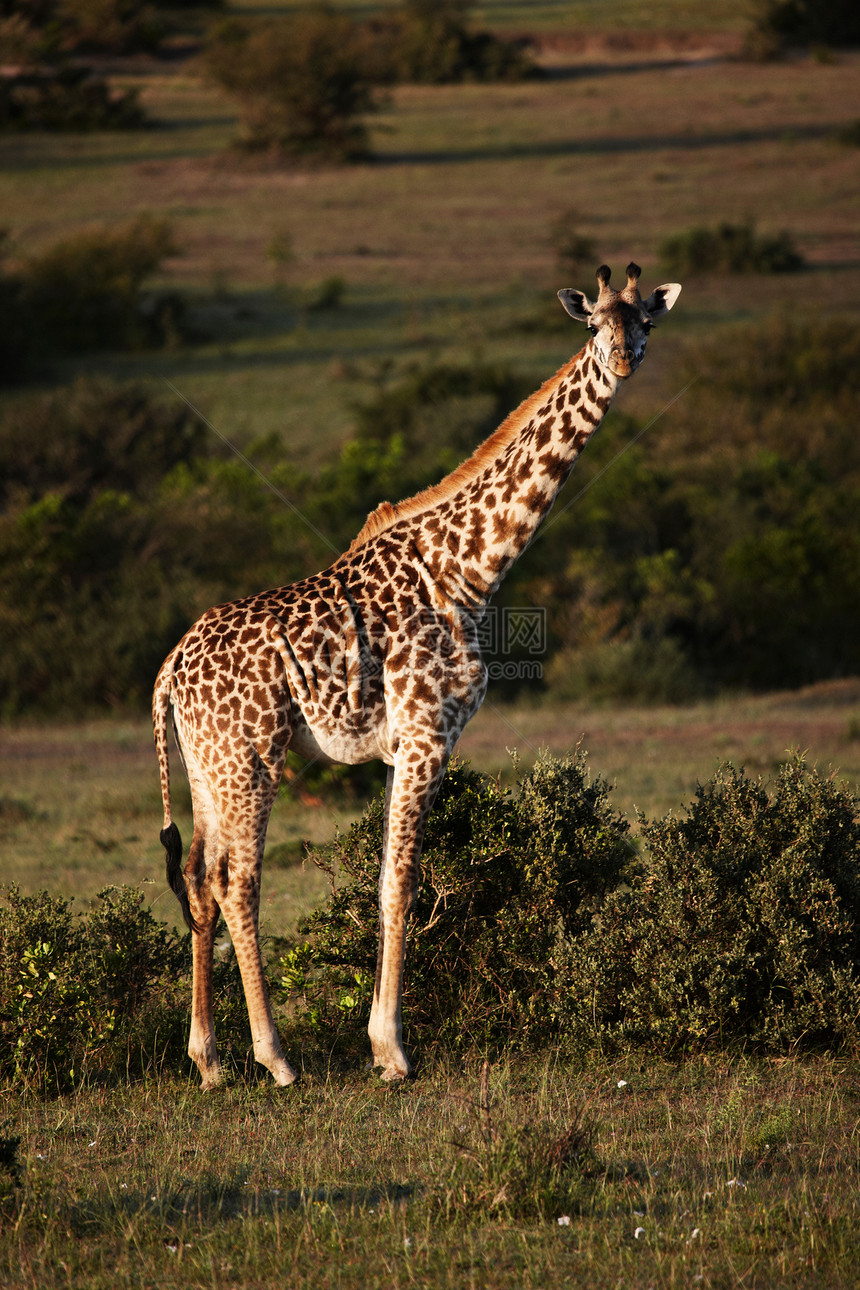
[347,359,578,552]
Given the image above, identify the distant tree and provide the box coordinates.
[0,0,163,58]
[362,0,536,85]
[202,11,379,161]
[0,0,221,59]
[745,0,860,57]
[0,64,145,132]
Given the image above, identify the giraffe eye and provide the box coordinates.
[643,319,654,333]
[588,325,599,336]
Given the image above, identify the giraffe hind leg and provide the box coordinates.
[185,828,223,1088]
[197,738,297,1088]
[214,822,297,1087]
[177,711,296,1088]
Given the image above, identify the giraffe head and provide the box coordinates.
[557,262,681,378]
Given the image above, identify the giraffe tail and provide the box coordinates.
[152,651,196,933]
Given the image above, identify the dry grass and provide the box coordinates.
[458,678,860,820]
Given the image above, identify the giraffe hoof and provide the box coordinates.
[199,1069,225,1091]
[270,1061,299,1087]
[375,1056,412,1083]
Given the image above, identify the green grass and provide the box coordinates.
[2,1051,860,1288]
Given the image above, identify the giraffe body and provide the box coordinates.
[153,264,680,1086]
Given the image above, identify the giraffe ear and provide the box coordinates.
[644,282,682,318]
[557,289,594,322]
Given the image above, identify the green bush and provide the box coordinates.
[0,884,255,1093]
[19,215,181,352]
[659,221,803,276]
[0,377,206,507]
[0,64,146,131]
[0,379,220,715]
[0,886,189,1091]
[562,759,860,1052]
[202,12,379,160]
[282,754,633,1055]
[528,313,860,698]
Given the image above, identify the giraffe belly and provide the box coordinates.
[288,707,395,767]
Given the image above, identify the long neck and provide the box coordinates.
[416,343,621,603]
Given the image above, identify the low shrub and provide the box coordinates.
[562,759,860,1053]
[0,378,225,715]
[659,220,803,276]
[364,0,536,85]
[0,884,254,1093]
[281,754,634,1055]
[0,886,186,1091]
[0,64,146,132]
[19,215,181,352]
[0,377,206,507]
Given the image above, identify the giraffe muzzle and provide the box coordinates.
[610,349,636,378]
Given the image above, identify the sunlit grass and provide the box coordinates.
[2,1051,859,1288]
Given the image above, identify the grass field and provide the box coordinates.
[2,36,858,460]
[5,685,857,1289]
[3,1050,860,1288]
[3,14,860,1287]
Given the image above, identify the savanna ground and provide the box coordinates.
[5,1053,860,1289]
[2,2,860,1285]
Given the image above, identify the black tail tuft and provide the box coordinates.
[160,822,197,933]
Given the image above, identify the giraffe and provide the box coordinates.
[153,262,681,1088]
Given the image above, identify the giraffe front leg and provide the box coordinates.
[368,891,411,1081]
[368,747,448,1081]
